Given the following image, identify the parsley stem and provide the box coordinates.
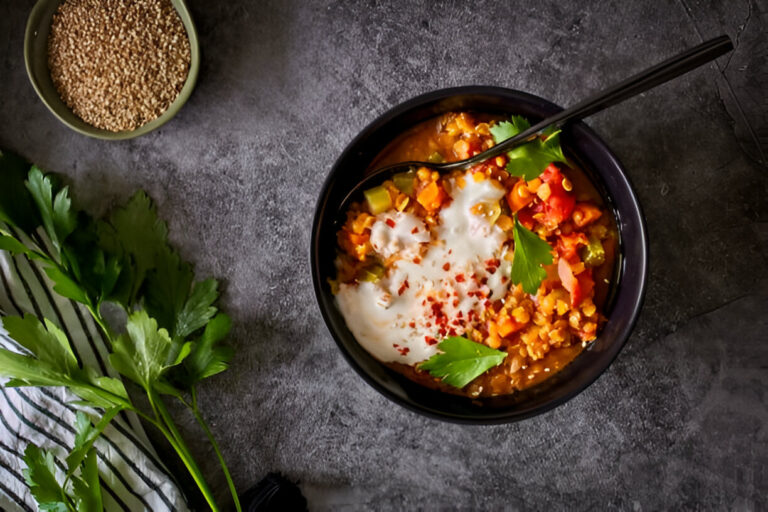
[190,387,242,512]
[150,389,220,512]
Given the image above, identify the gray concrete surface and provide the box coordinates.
[1,0,767,510]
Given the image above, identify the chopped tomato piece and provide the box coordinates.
[558,257,583,307]
[540,164,575,225]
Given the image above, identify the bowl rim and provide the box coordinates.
[23,0,200,141]
[310,85,649,424]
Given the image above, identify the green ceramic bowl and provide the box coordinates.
[24,0,200,140]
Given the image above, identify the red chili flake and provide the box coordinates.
[484,300,492,309]
[397,346,410,356]
[427,296,435,302]
[409,321,416,328]
[386,219,396,228]
[442,262,451,271]
[487,267,497,275]
[452,299,459,307]
[467,291,475,297]
[448,249,453,255]
[413,257,422,264]
[449,328,457,336]
[421,300,426,306]
[452,291,458,296]
[397,282,407,296]
[425,336,438,346]
[455,273,465,283]
[426,322,432,327]
[411,227,419,234]
[438,327,447,337]
[480,277,488,285]
[457,311,464,318]
[501,276,509,283]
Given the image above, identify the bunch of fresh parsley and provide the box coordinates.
[0,150,240,512]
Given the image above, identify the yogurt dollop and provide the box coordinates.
[336,172,511,365]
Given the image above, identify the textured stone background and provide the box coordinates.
[1,0,767,510]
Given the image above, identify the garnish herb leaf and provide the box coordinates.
[419,336,507,388]
[511,214,554,294]
[66,409,120,475]
[490,115,568,181]
[0,315,129,409]
[70,450,103,512]
[177,313,234,387]
[109,310,190,392]
[25,167,77,255]
[22,445,69,512]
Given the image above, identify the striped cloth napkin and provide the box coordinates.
[0,248,187,511]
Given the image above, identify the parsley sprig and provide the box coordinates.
[511,214,554,294]
[489,115,568,181]
[420,336,507,388]
[0,150,239,512]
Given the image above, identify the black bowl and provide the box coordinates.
[310,86,648,423]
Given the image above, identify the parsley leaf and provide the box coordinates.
[109,310,191,393]
[22,445,69,512]
[511,214,553,294]
[490,115,568,180]
[70,449,102,512]
[419,336,507,388]
[0,315,129,408]
[26,167,77,255]
[23,413,108,512]
[66,409,120,475]
[175,313,234,387]
[98,191,171,306]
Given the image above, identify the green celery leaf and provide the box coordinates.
[174,278,219,339]
[98,191,170,305]
[0,234,31,255]
[0,150,41,232]
[25,167,77,253]
[511,214,554,294]
[70,450,102,512]
[419,336,507,388]
[22,445,69,512]
[143,248,193,337]
[66,409,120,475]
[109,310,185,391]
[42,265,89,304]
[490,116,568,181]
[177,313,233,387]
[2,315,78,374]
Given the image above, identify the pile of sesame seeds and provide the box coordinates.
[47,0,191,132]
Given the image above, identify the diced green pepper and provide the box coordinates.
[364,186,392,214]
[393,171,416,196]
[361,264,385,282]
[427,151,445,164]
[581,235,606,267]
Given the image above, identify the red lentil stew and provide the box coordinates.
[331,112,617,398]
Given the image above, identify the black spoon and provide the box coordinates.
[339,35,733,211]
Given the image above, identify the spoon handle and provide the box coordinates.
[452,35,733,169]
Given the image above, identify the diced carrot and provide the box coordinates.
[572,202,602,227]
[496,311,523,337]
[506,180,534,212]
[416,181,446,211]
[348,232,369,245]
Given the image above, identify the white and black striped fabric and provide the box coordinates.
[0,240,188,511]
